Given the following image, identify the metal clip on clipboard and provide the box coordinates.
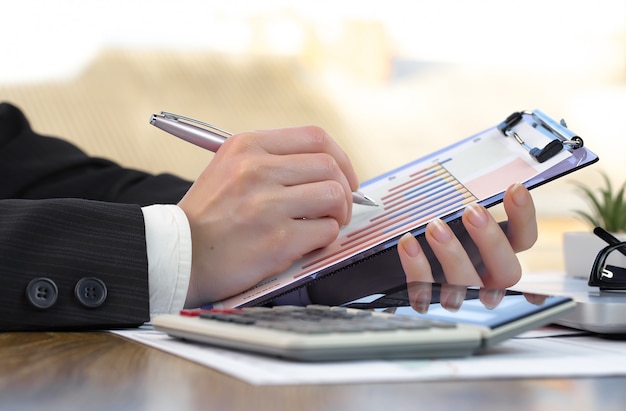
[497,109,585,163]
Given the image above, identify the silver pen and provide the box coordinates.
[150,112,378,207]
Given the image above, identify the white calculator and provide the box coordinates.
[153,283,574,362]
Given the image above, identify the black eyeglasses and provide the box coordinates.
[588,227,626,290]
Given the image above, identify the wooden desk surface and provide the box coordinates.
[1,332,625,411]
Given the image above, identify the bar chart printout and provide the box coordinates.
[217,123,572,308]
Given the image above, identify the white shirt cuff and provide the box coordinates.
[141,204,191,318]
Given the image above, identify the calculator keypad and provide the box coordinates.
[197,305,455,334]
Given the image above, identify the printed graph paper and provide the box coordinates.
[216,122,572,308]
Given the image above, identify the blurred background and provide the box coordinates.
[1,0,624,271]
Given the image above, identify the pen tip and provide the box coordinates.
[361,194,378,207]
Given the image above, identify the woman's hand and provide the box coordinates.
[397,183,537,311]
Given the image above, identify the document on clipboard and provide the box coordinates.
[212,109,599,309]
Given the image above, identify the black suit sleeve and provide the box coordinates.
[0,102,192,204]
[0,199,150,330]
[0,102,194,330]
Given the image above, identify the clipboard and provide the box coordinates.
[213,109,599,309]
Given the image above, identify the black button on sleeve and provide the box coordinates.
[26,277,59,309]
[75,277,108,308]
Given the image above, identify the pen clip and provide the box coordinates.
[161,111,233,138]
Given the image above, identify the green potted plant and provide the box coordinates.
[572,172,626,233]
[563,172,626,278]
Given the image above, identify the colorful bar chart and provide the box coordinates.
[299,162,476,273]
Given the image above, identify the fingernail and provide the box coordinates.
[400,233,421,257]
[524,293,548,306]
[413,289,431,313]
[482,288,505,309]
[442,289,464,312]
[465,203,487,228]
[510,183,529,207]
[428,219,453,244]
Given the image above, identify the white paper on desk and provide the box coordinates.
[113,329,626,386]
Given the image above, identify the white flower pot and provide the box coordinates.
[563,231,626,279]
